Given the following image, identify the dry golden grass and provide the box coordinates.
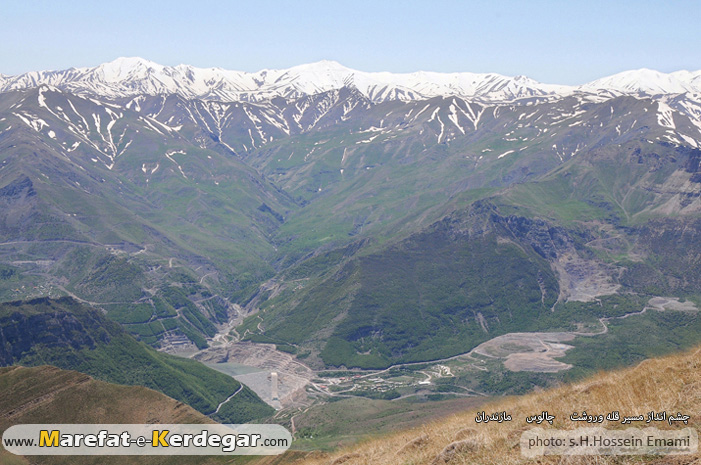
[285,347,701,465]
[0,365,228,465]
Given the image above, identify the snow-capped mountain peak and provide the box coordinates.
[0,59,574,103]
[578,68,701,95]
[1,59,700,105]
[93,57,163,82]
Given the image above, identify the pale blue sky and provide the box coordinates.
[2,0,699,84]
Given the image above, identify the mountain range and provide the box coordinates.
[0,58,699,372]
[3,58,701,104]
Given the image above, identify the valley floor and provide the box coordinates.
[182,294,699,451]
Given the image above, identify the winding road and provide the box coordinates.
[213,385,243,415]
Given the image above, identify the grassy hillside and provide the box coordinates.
[0,88,296,347]
[0,365,246,465]
[242,135,701,369]
[287,396,490,451]
[291,346,701,465]
[0,297,273,423]
[242,202,563,369]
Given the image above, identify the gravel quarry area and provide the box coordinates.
[468,295,698,373]
[194,341,315,409]
[646,296,698,312]
[471,332,576,373]
[553,252,621,303]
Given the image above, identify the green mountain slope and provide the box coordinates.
[241,137,701,368]
[244,202,559,368]
[1,84,700,370]
[0,87,295,348]
[0,297,273,423]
